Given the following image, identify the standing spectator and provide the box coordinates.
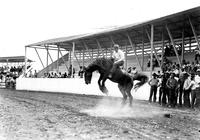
[178,70,187,107]
[166,73,178,107]
[148,73,160,103]
[183,73,192,107]
[159,72,169,106]
[191,69,200,108]
[34,70,37,78]
[157,71,162,78]
[68,64,75,78]
[78,66,84,78]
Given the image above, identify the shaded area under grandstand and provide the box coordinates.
[0,56,33,63]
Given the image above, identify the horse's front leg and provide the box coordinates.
[101,76,109,94]
[98,74,106,93]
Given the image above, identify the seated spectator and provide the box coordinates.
[63,72,67,78]
[195,49,200,63]
[58,72,62,78]
[131,67,137,75]
[127,67,132,73]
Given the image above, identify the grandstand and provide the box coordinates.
[24,6,200,78]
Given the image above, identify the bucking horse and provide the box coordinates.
[84,57,148,106]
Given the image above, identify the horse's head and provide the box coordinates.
[84,67,92,84]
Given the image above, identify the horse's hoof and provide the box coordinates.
[103,88,108,94]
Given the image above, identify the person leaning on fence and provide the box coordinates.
[166,73,178,107]
[148,73,160,103]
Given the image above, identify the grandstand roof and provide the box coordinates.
[27,6,200,51]
[0,56,33,63]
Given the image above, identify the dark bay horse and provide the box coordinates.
[84,57,148,106]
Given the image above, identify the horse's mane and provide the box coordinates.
[87,57,114,71]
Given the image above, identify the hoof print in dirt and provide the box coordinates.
[164,113,171,118]
[122,130,129,134]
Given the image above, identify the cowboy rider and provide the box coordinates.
[109,44,125,78]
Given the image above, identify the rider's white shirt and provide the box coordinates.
[112,49,125,62]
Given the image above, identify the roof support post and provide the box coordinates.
[126,32,142,70]
[69,50,71,66]
[59,50,69,72]
[45,45,53,63]
[188,16,200,50]
[35,48,45,68]
[82,50,85,67]
[91,48,94,59]
[74,51,81,68]
[142,28,145,71]
[46,46,49,73]
[97,46,99,58]
[57,45,60,73]
[83,41,92,59]
[125,45,127,70]
[72,42,75,77]
[96,39,104,57]
[150,24,154,77]
[24,46,27,76]
[145,28,161,68]
[161,27,165,69]
[165,24,181,67]
[109,35,115,57]
[181,28,185,63]
[105,48,108,58]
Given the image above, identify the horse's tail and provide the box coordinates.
[131,73,149,90]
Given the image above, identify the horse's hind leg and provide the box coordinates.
[126,82,133,107]
[98,74,107,94]
[101,76,109,94]
[126,88,133,107]
[118,84,127,106]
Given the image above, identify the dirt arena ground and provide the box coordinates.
[0,89,199,140]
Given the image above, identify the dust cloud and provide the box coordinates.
[82,96,168,118]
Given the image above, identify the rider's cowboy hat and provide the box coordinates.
[113,44,120,48]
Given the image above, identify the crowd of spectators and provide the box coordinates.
[147,57,200,109]
[133,46,200,109]
[0,65,25,89]
[41,65,84,78]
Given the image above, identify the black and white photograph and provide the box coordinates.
[0,0,200,139]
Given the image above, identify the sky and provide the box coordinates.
[0,0,199,70]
